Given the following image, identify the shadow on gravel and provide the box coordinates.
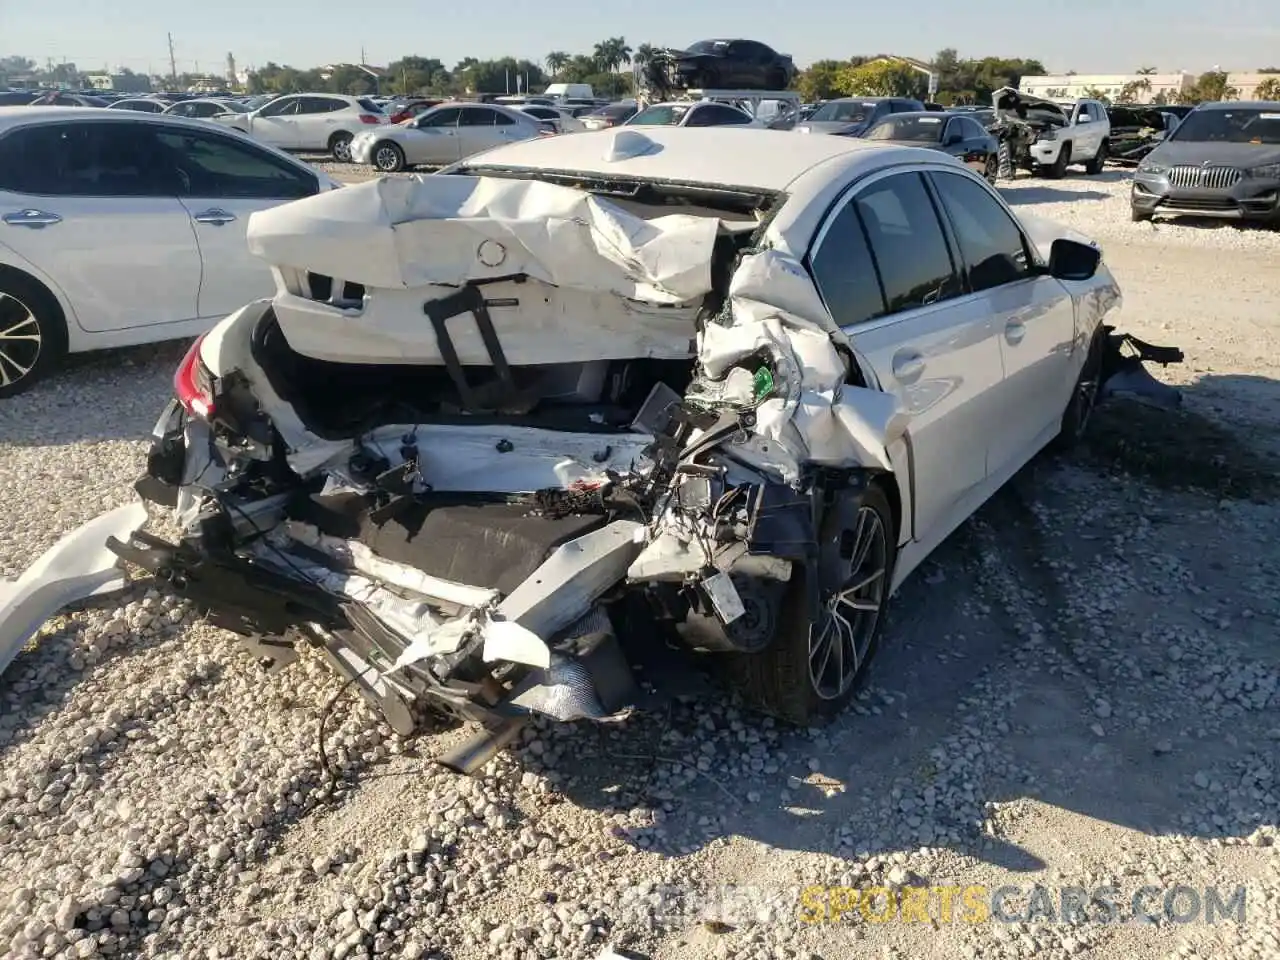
[1000,187,1112,205]
[527,385,1278,876]
[0,341,186,446]
[1086,379,1280,502]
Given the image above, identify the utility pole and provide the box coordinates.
[167,33,178,86]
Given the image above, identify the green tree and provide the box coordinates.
[1255,76,1280,100]
[592,37,632,73]
[633,44,657,68]
[1185,70,1238,103]
[386,56,449,95]
[1081,86,1111,104]
[796,59,848,100]
[839,60,926,99]
[1115,78,1151,104]
[544,51,571,76]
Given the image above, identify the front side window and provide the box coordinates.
[929,171,1031,292]
[809,100,874,123]
[154,129,318,200]
[864,115,945,142]
[809,200,887,328]
[299,97,344,115]
[419,107,461,128]
[853,173,960,314]
[258,96,300,117]
[628,104,689,126]
[0,122,178,197]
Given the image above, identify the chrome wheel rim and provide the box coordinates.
[0,292,42,388]
[333,138,352,161]
[375,146,399,170]
[808,505,888,700]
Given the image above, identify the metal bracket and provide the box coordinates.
[423,284,517,412]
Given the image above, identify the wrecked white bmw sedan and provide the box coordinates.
[1,128,1183,769]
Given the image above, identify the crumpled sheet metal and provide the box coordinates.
[246,174,719,305]
[694,248,906,479]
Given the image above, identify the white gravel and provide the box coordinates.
[1,169,1277,960]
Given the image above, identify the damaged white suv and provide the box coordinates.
[1,127,1183,768]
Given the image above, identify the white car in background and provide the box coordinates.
[0,107,337,397]
[212,93,390,161]
[624,101,763,128]
[163,98,251,119]
[517,104,586,134]
[105,98,170,114]
[349,102,546,172]
[0,127,1186,758]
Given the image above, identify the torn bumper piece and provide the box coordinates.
[1099,327,1185,411]
[0,502,148,678]
[102,518,641,737]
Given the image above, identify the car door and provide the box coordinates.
[945,117,987,173]
[405,107,462,165]
[456,107,508,158]
[154,125,322,318]
[294,96,347,151]
[926,168,1078,471]
[0,119,202,332]
[1071,101,1102,158]
[249,95,303,148]
[806,169,1003,546]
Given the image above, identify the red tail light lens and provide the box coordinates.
[174,334,215,419]
[358,113,381,124]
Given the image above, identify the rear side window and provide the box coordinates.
[357,98,383,113]
[853,173,960,313]
[809,201,887,328]
[929,171,1031,292]
[458,107,497,126]
[154,129,318,200]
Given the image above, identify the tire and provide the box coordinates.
[997,140,1014,180]
[372,141,405,172]
[1053,328,1105,451]
[1084,139,1108,174]
[1045,143,1071,179]
[0,270,69,400]
[984,152,1000,185]
[1131,206,1153,223]
[328,131,354,163]
[729,482,898,725]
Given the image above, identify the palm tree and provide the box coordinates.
[633,44,657,68]
[1137,66,1157,75]
[592,37,632,73]
[545,51,570,76]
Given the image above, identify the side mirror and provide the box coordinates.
[1048,238,1101,281]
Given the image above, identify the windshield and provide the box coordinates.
[864,115,945,142]
[809,100,876,123]
[1171,108,1280,144]
[627,104,689,126]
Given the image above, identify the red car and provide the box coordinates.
[388,99,443,124]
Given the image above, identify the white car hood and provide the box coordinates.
[246,174,720,305]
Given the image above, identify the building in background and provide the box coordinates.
[1228,73,1276,99]
[1019,73,1194,103]
[85,72,152,93]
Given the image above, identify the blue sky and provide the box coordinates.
[6,0,1278,77]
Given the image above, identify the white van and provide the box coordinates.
[543,83,594,100]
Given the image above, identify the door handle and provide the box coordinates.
[3,209,61,228]
[892,350,925,384]
[191,209,236,226]
[1005,319,1027,345]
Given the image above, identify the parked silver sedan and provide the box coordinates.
[349,102,547,172]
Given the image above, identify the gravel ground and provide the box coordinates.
[1,166,1278,960]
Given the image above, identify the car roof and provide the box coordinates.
[454,126,926,193]
[1196,100,1280,110]
[0,105,251,135]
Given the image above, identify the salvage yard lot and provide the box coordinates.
[1,170,1278,960]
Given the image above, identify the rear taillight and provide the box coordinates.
[174,334,215,419]
[358,113,381,124]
